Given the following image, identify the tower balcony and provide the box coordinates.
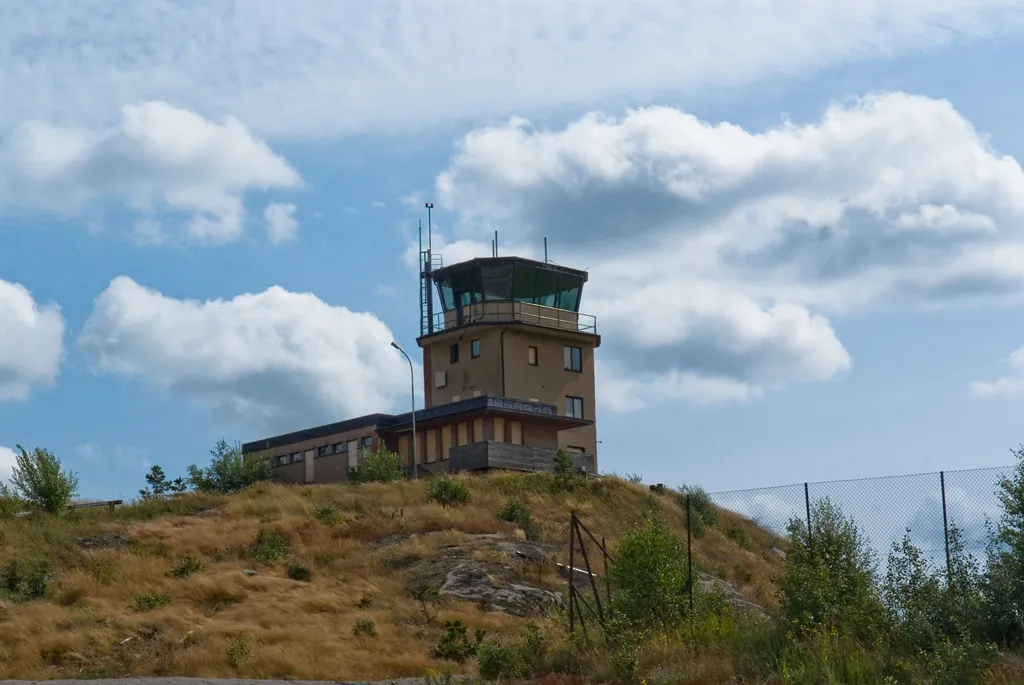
[428,300,597,336]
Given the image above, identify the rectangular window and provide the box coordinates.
[435,370,447,388]
[359,436,373,451]
[567,445,586,453]
[277,455,288,467]
[332,441,347,454]
[317,445,331,457]
[528,346,538,366]
[472,389,481,398]
[290,452,303,464]
[564,345,582,372]
[566,396,584,419]
[470,338,481,358]
[450,343,460,364]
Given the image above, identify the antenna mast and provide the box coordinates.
[419,203,438,337]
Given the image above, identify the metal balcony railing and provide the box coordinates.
[429,301,597,335]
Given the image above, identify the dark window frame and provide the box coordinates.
[470,338,481,358]
[564,345,582,372]
[450,343,460,364]
[528,346,539,366]
[565,395,584,419]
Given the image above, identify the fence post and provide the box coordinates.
[569,511,576,634]
[804,482,813,553]
[941,471,952,585]
[686,493,694,612]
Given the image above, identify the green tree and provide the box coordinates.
[187,439,269,494]
[883,530,944,651]
[138,465,188,499]
[348,445,405,484]
[608,519,691,630]
[778,498,883,638]
[6,445,79,515]
[983,443,1024,645]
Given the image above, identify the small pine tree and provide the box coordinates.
[139,465,188,499]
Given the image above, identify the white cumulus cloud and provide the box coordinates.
[3,1,1024,140]
[0,445,16,485]
[0,101,302,243]
[77,277,415,434]
[970,347,1024,400]
[434,92,1024,408]
[0,279,65,401]
[264,202,299,244]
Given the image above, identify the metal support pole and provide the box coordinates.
[686,494,694,612]
[941,471,952,584]
[390,342,418,479]
[804,482,813,553]
[569,511,577,634]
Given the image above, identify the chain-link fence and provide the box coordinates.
[707,466,1014,571]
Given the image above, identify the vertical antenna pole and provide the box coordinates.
[544,237,548,263]
[494,230,498,257]
[425,202,434,252]
[425,204,435,332]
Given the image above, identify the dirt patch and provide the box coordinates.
[73,533,132,550]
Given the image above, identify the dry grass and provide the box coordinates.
[0,472,785,680]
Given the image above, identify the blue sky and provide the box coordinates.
[4,1,1024,502]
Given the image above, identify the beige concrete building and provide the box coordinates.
[242,254,601,483]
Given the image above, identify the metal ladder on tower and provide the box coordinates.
[419,250,443,336]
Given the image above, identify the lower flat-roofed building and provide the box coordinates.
[241,395,596,485]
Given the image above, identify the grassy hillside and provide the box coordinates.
[0,472,781,681]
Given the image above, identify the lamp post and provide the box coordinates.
[391,341,418,479]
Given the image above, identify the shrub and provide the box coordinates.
[6,445,78,515]
[0,490,23,519]
[246,529,289,562]
[678,484,717,537]
[187,439,270,494]
[2,559,50,600]
[430,620,485,662]
[475,624,544,681]
[315,505,341,525]
[226,636,250,668]
[608,519,691,630]
[497,496,540,538]
[349,446,405,484]
[427,474,471,508]
[134,591,172,611]
[170,555,204,578]
[983,443,1024,645]
[778,498,883,639]
[354,619,377,637]
[287,564,312,582]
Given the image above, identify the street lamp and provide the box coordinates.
[391,341,419,479]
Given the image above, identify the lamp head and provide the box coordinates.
[390,341,400,350]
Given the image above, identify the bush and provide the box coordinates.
[349,446,405,484]
[475,624,545,681]
[170,555,204,578]
[287,564,312,582]
[226,636,250,668]
[6,445,78,515]
[246,529,289,562]
[608,519,691,630]
[0,491,23,519]
[187,439,270,494]
[497,497,541,539]
[139,465,188,499]
[427,474,471,508]
[354,619,377,637]
[678,484,717,537]
[315,505,341,525]
[2,559,50,600]
[430,620,485,662]
[778,498,883,639]
[983,443,1024,645]
[134,591,171,611]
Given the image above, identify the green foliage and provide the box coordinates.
[0,489,22,519]
[187,439,270,494]
[678,483,717,537]
[353,619,377,637]
[475,623,544,681]
[246,529,289,563]
[430,620,485,662]
[411,586,440,624]
[170,555,204,578]
[624,472,644,485]
[226,636,250,668]
[139,465,188,499]
[497,496,541,539]
[348,445,406,484]
[6,445,78,515]
[287,563,312,582]
[983,443,1024,645]
[608,519,692,630]
[552,449,581,491]
[426,474,471,508]
[2,559,50,600]
[315,505,341,525]
[134,591,171,611]
[779,498,883,639]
